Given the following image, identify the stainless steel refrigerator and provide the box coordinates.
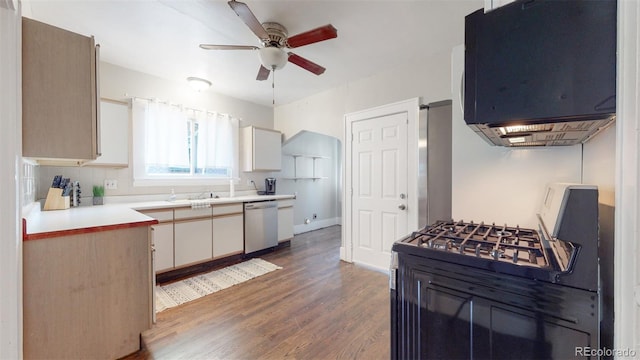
[417,100,452,229]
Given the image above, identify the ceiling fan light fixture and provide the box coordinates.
[259,47,287,70]
[186,76,212,91]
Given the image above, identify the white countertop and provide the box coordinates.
[23,194,295,238]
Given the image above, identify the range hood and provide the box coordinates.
[464,0,617,147]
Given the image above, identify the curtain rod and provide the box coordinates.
[124,93,244,121]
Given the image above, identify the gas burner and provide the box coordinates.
[403,220,548,268]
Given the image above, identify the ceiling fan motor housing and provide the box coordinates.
[261,22,288,47]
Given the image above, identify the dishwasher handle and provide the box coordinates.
[245,201,278,210]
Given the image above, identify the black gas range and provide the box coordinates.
[390,184,601,359]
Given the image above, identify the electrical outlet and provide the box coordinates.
[313,213,317,219]
[104,179,118,190]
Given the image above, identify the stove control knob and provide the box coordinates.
[398,204,406,210]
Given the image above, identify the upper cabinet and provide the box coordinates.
[86,100,129,167]
[241,126,282,171]
[22,18,100,165]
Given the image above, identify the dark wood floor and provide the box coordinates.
[125,226,391,360]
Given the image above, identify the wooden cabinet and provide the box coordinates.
[88,99,129,167]
[23,226,151,359]
[241,126,282,171]
[212,204,244,258]
[278,199,295,242]
[22,18,100,164]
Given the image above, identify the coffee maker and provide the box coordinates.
[265,178,276,195]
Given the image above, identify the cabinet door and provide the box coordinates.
[152,223,174,272]
[254,127,282,171]
[212,214,244,258]
[242,126,282,171]
[277,206,294,241]
[88,100,128,167]
[22,18,98,161]
[174,218,212,267]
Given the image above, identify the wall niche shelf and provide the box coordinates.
[282,154,329,181]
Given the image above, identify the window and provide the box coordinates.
[132,98,239,185]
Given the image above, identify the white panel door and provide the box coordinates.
[351,112,408,269]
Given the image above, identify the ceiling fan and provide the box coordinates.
[199,0,337,81]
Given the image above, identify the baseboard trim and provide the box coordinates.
[294,217,340,234]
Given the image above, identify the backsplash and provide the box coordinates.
[34,165,276,204]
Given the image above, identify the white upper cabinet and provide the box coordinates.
[87,100,129,167]
[241,126,282,171]
[22,18,100,165]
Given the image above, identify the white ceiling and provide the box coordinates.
[22,0,483,107]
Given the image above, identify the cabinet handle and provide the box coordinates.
[95,43,102,157]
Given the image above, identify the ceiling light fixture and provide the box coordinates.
[187,76,212,91]
[258,47,287,70]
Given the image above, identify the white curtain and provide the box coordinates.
[146,101,189,168]
[132,98,239,180]
[194,110,239,177]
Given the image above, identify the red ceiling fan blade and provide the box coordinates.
[227,0,269,41]
[286,24,337,48]
[256,65,270,81]
[287,52,326,75]
[199,44,259,50]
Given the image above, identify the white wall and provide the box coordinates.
[583,124,616,205]
[274,49,456,143]
[450,45,582,228]
[0,2,22,358]
[277,131,341,233]
[36,62,276,202]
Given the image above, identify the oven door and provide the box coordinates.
[394,253,599,359]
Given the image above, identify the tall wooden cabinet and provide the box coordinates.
[22,17,100,163]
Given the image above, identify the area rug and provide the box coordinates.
[155,258,282,313]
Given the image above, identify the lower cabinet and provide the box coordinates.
[152,222,174,272]
[138,200,291,273]
[174,217,213,267]
[139,209,174,273]
[212,204,244,258]
[278,199,295,242]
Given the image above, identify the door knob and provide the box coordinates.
[398,204,406,210]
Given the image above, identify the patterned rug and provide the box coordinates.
[155,258,282,313]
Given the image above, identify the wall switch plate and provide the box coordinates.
[104,179,118,190]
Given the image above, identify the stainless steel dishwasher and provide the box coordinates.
[244,200,278,254]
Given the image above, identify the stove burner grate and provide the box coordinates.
[405,220,549,268]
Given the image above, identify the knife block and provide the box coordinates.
[43,188,70,211]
